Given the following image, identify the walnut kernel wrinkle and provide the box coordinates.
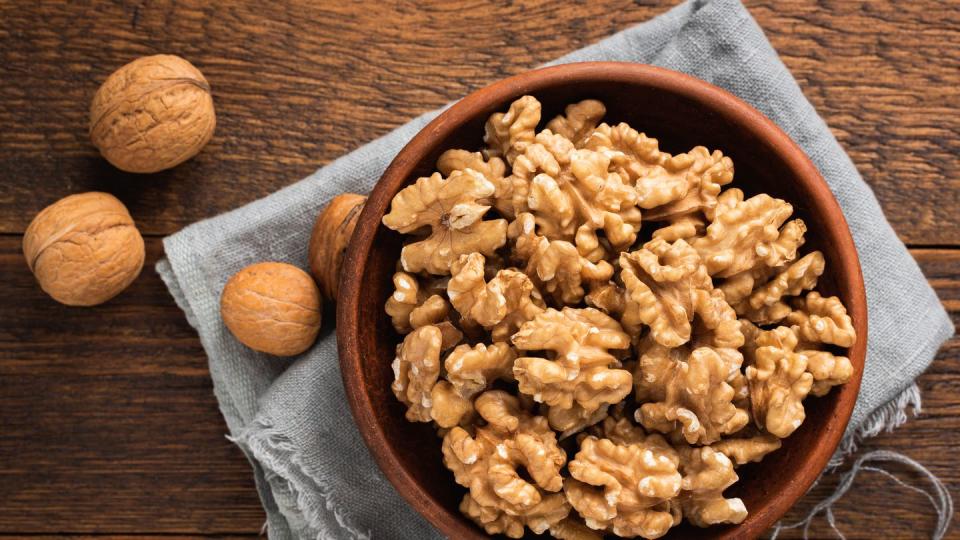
[382,169,508,275]
[90,54,215,173]
[23,192,145,307]
[220,262,321,356]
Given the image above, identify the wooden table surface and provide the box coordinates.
[1,1,957,538]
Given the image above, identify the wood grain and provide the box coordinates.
[0,238,265,534]
[0,0,958,538]
[0,0,957,243]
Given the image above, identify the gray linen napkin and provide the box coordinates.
[156,0,955,537]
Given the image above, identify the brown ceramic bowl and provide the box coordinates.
[338,62,867,539]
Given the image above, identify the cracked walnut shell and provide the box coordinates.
[90,54,215,173]
[220,262,321,356]
[24,192,145,306]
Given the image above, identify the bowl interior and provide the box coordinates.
[340,64,866,540]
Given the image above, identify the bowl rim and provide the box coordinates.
[337,61,867,540]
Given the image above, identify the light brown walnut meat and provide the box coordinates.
[566,435,682,539]
[512,308,633,433]
[430,380,475,428]
[382,169,508,274]
[785,291,857,348]
[445,342,516,399]
[23,192,145,307]
[652,213,706,242]
[385,271,447,332]
[447,253,545,340]
[437,149,513,218]
[635,341,749,445]
[744,326,813,438]
[545,99,607,147]
[442,391,570,538]
[391,326,443,422]
[509,139,642,257]
[711,431,782,465]
[692,189,806,278]
[484,95,542,165]
[509,213,614,304]
[549,517,604,540]
[677,445,748,527]
[584,122,734,220]
[802,349,854,397]
[619,237,712,344]
[733,251,825,324]
[90,55,215,173]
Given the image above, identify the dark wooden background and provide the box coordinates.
[1,1,957,538]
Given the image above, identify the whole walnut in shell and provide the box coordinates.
[23,192,145,306]
[90,54,216,173]
[309,193,367,301]
[220,262,322,356]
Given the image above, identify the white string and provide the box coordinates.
[770,450,954,539]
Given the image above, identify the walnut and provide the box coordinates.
[545,99,606,147]
[484,95,542,165]
[744,326,813,438]
[549,517,604,540]
[430,380,475,428]
[447,252,545,340]
[677,445,747,527]
[584,123,733,220]
[384,271,463,348]
[566,435,682,539]
[23,192,145,306]
[308,193,366,301]
[437,149,513,218]
[382,169,508,274]
[692,190,806,278]
[445,342,516,399]
[619,237,711,344]
[803,349,854,397]
[509,141,642,257]
[442,391,569,537]
[651,213,706,242]
[509,213,614,304]
[90,55,215,173]
[785,291,857,348]
[733,251,825,324]
[635,342,749,445]
[585,282,626,319]
[711,431,782,465]
[391,326,443,422]
[220,262,322,356]
[512,308,633,433]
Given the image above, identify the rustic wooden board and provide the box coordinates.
[0,0,958,538]
[0,0,957,243]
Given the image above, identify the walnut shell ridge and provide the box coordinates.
[308,193,366,301]
[90,54,216,173]
[220,262,322,356]
[23,192,145,306]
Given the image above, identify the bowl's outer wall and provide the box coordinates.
[338,63,867,540]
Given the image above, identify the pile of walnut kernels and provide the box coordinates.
[381,96,857,539]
